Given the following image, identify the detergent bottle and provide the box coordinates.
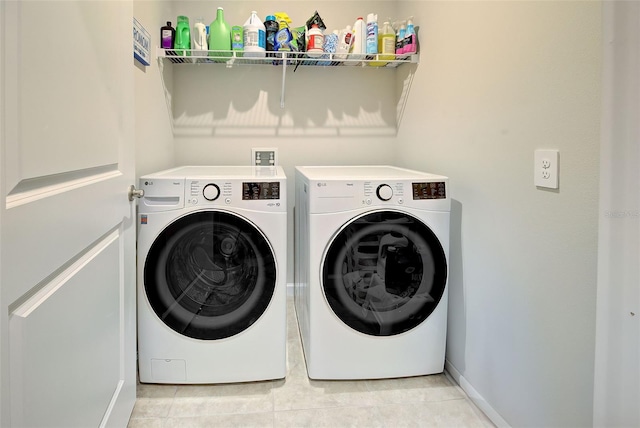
[404,16,417,54]
[370,20,395,66]
[208,7,231,59]
[264,15,279,57]
[192,18,208,56]
[174,16,191,56]
[243,10,266,57]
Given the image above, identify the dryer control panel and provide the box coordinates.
[305,179,449,214]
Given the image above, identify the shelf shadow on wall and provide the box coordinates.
[159,59,417,138]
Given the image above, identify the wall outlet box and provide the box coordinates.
[251,148,278,166]
[534,149,559,189]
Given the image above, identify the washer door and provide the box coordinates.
[322,210,447,336]
[144,211,276,340]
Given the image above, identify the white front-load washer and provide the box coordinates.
[137,166,287,384]
[295,165,450,380]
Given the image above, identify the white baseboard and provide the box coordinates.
[287,282,294,296]
[445,360,510,428]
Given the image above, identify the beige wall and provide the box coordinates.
[134,0,175,177]
[396,1,601,427]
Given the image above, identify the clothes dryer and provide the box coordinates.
[295,165,449,380]
[137,166,286,383]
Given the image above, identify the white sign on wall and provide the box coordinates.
[133,18,150,66]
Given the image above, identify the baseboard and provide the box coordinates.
[445,360,511,428]
[287,282,294,297]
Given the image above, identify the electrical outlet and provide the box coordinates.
[251,148,278,166]
[534,149,559,189]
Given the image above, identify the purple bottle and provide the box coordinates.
[160,21,175,49]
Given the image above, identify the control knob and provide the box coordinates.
[203,183,220,201]
[376,184,393,201]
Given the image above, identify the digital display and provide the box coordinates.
[412,182,446,200]
[242,182,280,200]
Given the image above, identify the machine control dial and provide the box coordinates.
[376,184,393,201]
[203,183,221,201]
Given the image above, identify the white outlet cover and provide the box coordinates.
[534,149,559,189]
[251,148,278,166]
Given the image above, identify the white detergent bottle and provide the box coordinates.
[243,11,266,57]
[192,18,208,56]
[366,13,378,54]
[350,17,366,55]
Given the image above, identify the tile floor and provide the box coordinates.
[128,297,494,427]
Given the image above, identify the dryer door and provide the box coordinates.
[144,211,276,340]
[322,210,447,336]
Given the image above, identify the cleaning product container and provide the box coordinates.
[264,15,279,57]
[404,17,417,54]
[243,11,266,58]
[208,7,231,59]
[366,13,378,55]
[371,20,395,66]
[335,25,353,60]
[174,15,191,56]
[192,18,208,56]
[160,21,175,49]
[351,17,366,54]
[396,21,406,55]
[231,26,243,55]
[306,24,324,58]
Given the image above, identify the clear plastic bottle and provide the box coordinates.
[243,10,266,58]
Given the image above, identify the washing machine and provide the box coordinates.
[137,166,287,384]
[294,165,450,380]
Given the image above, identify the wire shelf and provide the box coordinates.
[157,48,419,68]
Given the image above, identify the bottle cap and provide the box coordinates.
[266,15,276,21]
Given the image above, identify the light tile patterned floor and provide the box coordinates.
[128,297,493,427]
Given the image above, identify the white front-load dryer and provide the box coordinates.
[137,166,287,384]
[295,165,450,380]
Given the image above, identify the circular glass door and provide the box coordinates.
[322,210,447,336]
[144,210,276,340]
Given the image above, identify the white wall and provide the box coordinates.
[134,0,175,177]
[396,1,602,427]
[594,2,640,426]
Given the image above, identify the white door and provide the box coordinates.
[0,0,136,426]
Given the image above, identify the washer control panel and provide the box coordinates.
[186,179,284,211]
